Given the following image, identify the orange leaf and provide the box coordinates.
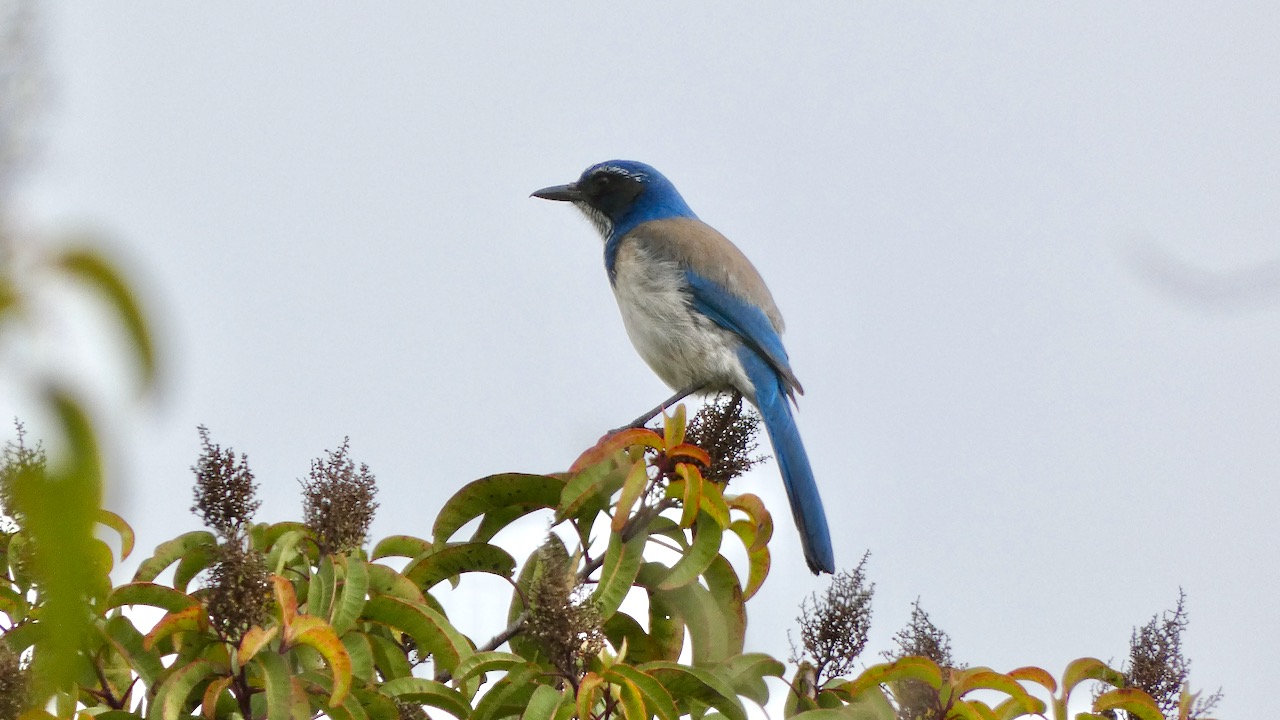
[143,605,209,651]
[201,676,233,720]
[667,444,711,466]
[238,624,279,664]
[271,575,297,628]
[287,615,353,707]
[727,494,773,552]
[1007,666,1057,694]
[571,429,664,472]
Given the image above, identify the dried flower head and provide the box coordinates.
[301,439,378,555]
[684,393,765,484]
[0,421,44,532]
[203,541,271,644]
[1117,590,1222,720]
[524,539,604,679]
[883,599,963,720]
[395,699,428,720]
[190,426,259,540]
[789,552,874,685]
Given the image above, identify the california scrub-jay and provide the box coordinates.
[533,160,835,575]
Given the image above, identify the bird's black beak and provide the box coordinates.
[531,183,582,202]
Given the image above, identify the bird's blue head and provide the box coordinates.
[533,160,696,240]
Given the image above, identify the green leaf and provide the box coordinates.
[403,542,517,591]
[592,525,648,618]
[472,664,540,720]
[604,664,680,720]
[703,555,746,658]
[367,631,413,681]
[642,562,733,667]
[1093,689,1164,720]
[309,554,338,620]
[11,389,104,696]
[105,582,200,613]
[380,677,472,719]
[148,659,220,720]
[371,535,433,560]
[254,651,292,720]
[1062,657,1124,698]
[100,615,164,687]
[172,543,220,594]
[640,661,747,720]
[55,246,156,385]
[714,653,786,707]
[657,512,723,591]
[521,684,566,720]
[362,595,472,676]
[266,529,308,576]
[342,631,375,683]
[453,651,525,683]
[433,473,565,545]
[557,460,624,523]
[133,531,218,582]
[331,556,370,635]
[97,509,135,560]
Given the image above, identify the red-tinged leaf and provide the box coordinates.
[1093,689,1164,720]
[740,534,770,601]
[1062,658,1124,697]
[945,701,994,720]
[105,582,199,613]
[576,672,604,720]
[570,429,664,472]
[132,531,217,582]
[238,625,278,664]
[612,460,649,533]
[839,657,943,700]
[433,473,565,545]
[363,596,472,676]
[613,676,646,720]
[56,246,156,385]
[143,605,209,651]
[381,677,473,719]
[331,556,369,635]
[726,493,773,552]
[271,575,297,628]
[403,542,517,591]
[604,664,680,720]
[668,443,711,466]
[657,513,722,591]
[663,404,688,448]
[453,651,525,683]
[1006,665,1056,694]
[147,658,220,720]
[952,669,1043,714]
[286,615,352,707]
[592,525,648,618]
[97,509,135,561]
[640,661,747,720]
[201,676,233,720]
[371,535,433,561]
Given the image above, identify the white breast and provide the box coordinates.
[610,239,755,398]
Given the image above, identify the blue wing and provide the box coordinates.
[684,270,803,397]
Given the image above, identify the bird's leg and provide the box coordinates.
[611,384,706,434]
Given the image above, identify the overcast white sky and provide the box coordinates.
[5,2,1277,716]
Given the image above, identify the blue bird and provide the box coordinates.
[533,160,835,575]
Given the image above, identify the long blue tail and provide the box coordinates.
[740,352,835,574]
